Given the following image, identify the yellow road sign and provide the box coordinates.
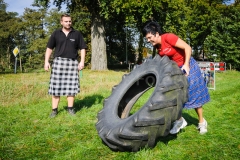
[143,48,148,58]
[13,47,19,57]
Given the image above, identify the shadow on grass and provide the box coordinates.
[157,134,178,145]
[64,94,104,112]
[156,112,199,146]
[182,112,199,127]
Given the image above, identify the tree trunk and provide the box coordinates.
[137,34,143,64]
[91,14,108,70]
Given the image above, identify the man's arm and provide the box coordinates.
[78,49,86,71]
[44,48,53,71]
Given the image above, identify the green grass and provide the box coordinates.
[0,70,240,160]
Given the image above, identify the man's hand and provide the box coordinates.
[78,62,84,71]
[44,62,51,71]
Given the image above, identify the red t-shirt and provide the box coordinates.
[158,33,185,66]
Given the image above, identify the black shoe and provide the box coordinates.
[50,110,58,118]
[68,108,76,115]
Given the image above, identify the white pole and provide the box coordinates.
[213,63,216,90]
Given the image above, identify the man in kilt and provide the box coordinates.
[44,14,87,118]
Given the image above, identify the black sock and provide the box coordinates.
[68,107,73,110]
[52,108,58,112]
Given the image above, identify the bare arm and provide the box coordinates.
[44,48,53,71]
[174,38,192,76]
[78,49,86,71]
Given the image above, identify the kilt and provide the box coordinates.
[183,57,210,109]
[48,57,80,96]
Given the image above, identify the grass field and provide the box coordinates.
[0,69,240,160]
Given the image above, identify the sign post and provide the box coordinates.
[143,48,148,58]
[13,47,19,74]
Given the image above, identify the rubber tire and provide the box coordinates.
[96,55,188,152]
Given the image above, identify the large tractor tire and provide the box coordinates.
[96,55,188,152]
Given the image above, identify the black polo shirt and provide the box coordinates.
[47,28,87,59]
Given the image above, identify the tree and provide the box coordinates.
[2,0,239,73]
[0,0,20,72]
[204,5,240,70]
[19,6,48,72]
[99,0,149,64]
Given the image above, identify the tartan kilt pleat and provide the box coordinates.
[183,57,210,109]
[48,57,80,96]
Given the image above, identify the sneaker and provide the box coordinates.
[49,110,58,118]
[197,118,207,134]
[68,108,76,115]
[170,117,187,134]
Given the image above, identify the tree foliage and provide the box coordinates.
[204,5,240,69]
[0,0,240,73]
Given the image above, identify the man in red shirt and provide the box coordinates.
[143,21,210,134]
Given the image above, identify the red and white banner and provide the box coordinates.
[197,61,226,72]
[215,62,226,71]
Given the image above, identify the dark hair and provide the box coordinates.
[60,14,71,21]
[142,21,163,36]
